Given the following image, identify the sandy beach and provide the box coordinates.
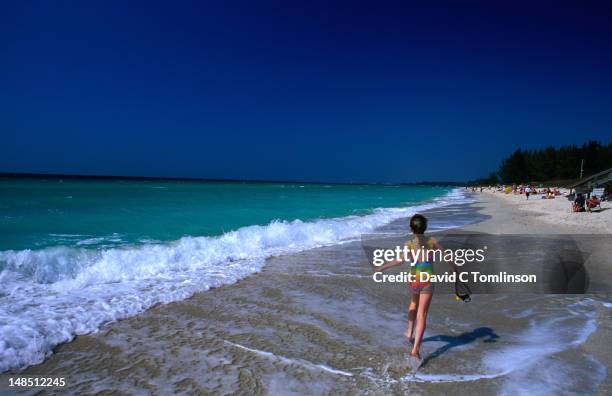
[17,193,612,395]
[479,189,612,233]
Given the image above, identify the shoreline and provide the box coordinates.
[19,194,612,394]
[0,187,460,373]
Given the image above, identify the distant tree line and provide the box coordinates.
[468,140,612,185]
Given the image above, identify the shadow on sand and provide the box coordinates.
[421,327,499,367]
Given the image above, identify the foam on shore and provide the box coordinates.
[0,189,471,372]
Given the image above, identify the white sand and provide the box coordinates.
[478,189,612,233]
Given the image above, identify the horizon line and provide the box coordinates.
[0,171,466,187]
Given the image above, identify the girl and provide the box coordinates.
[374,214,457,366]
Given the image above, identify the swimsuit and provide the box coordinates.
[407,238,435,294]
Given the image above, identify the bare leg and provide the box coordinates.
[405,293,419,342]
[411,292,433,358]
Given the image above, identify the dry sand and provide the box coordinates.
[479,189,612,233]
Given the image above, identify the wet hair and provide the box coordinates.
[410,214,427,234]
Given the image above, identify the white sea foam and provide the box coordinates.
[75,234,124,246]
[223,340,353,377]
[409,299,602,392]
[0,189,469,372]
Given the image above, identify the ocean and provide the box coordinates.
[0,178,467,372]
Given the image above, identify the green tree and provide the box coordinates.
[496,140,611,184]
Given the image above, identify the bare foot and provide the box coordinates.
[404,332,414,345]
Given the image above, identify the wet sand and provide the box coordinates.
[19,195,612,395]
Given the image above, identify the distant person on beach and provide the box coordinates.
[587,195,600,212]
[525,186,532,199]
[573,193,586,212]
[374,214,458,367]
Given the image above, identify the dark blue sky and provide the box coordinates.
[2,1,611,183]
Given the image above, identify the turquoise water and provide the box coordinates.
[0,178,451,251]
[0,177,463,372]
